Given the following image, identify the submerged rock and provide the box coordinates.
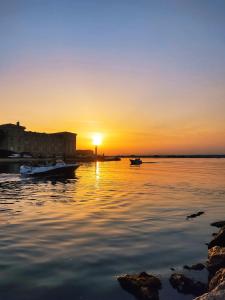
[186,211,205,220]
[211,221,225,228]
[169,273,207,296]
[208,226,225,249]
[117,272,161,300]
[207,246,225,276]
[183,263,205,271]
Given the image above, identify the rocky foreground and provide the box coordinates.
[117,219,225,300]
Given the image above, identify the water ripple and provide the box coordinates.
[0,159,225,300]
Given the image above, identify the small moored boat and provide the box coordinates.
[130,158,142,165]
[20,161,80,177]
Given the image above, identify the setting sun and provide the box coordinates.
[92,133,103,146]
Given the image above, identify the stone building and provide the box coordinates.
[0,122,77,157]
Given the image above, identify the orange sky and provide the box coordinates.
[1,59,225,155]
[1,1,225,155]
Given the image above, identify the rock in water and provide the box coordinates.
[169,273,207,296]
[117,272,162,300]
[186,211,205,220]
[211,221,225,228]
[183,263,205,271]
[208,226,225,249]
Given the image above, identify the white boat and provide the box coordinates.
[20,161,80,177]
[8,153,21,158]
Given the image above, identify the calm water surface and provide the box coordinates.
[0,158,225,300]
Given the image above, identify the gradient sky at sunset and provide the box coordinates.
[1,0,225,154]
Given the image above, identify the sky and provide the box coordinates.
[0,0,225,155]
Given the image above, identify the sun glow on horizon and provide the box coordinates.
[92,133,103,146]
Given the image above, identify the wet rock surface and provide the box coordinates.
[211,221,225,228]
[194,281,225,300]
[208,226,225,249]
[186,211,205,220]
[209,268,225,291]
[194,226,225,299]
[207,246,225,275]
[169,273,207,296]
[117,272,162,300]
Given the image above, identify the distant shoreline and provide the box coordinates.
[0,155,225,164]
[121,154,225,158]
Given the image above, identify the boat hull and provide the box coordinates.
[21,164,79,178]
[33,165,79,177]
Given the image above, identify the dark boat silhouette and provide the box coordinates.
[130,158,142,165]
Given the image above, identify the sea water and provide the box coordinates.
[0,158,225,300]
